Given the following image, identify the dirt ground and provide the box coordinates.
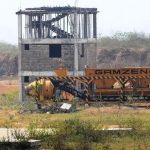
[0,80,18,95]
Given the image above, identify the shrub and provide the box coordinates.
[27,118,100,149]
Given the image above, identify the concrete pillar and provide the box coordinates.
[18,14,22,41]
[38,15,42,38]
[25,15,28,38]
[84,14,88,38]
[29,15,32,38]
[47,14,52,38]
[93,13,97,38]
[88,14,91,38]
[18,14,23,103]
[74,12,79,76]
[82,14,84,38]
[63,17,65,31]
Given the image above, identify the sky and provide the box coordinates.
[0,0,150,44]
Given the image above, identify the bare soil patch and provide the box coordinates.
[0,80,18,95]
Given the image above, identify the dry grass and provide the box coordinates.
[0,106,150,129]
[0,102,150,149]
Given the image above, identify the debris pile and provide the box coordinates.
[41,103,76,114]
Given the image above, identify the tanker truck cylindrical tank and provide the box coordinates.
[25,79,55,103]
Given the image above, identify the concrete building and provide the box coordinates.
[16,6,98,102]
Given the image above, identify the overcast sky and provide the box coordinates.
[1,0,150,44]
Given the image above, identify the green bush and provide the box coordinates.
[27,118,100,149]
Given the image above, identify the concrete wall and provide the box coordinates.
[21,43,96,72]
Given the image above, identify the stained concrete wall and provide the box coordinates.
[21,43,96,72]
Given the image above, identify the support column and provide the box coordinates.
[93,13,97,38]
[63,17,65,31]
[74,12,78,76]
[29,15,32,38]
[88,14,91,38]
[38,15,42,38]
[18,14,23,103]
[84,13,87,38]
[25,15,28,38]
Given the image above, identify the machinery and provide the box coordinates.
[25,67,150,108]
[85,67,150,101]
[25,68,88,108]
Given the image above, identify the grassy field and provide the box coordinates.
[1,94,150,149]
[0,84,150,149]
